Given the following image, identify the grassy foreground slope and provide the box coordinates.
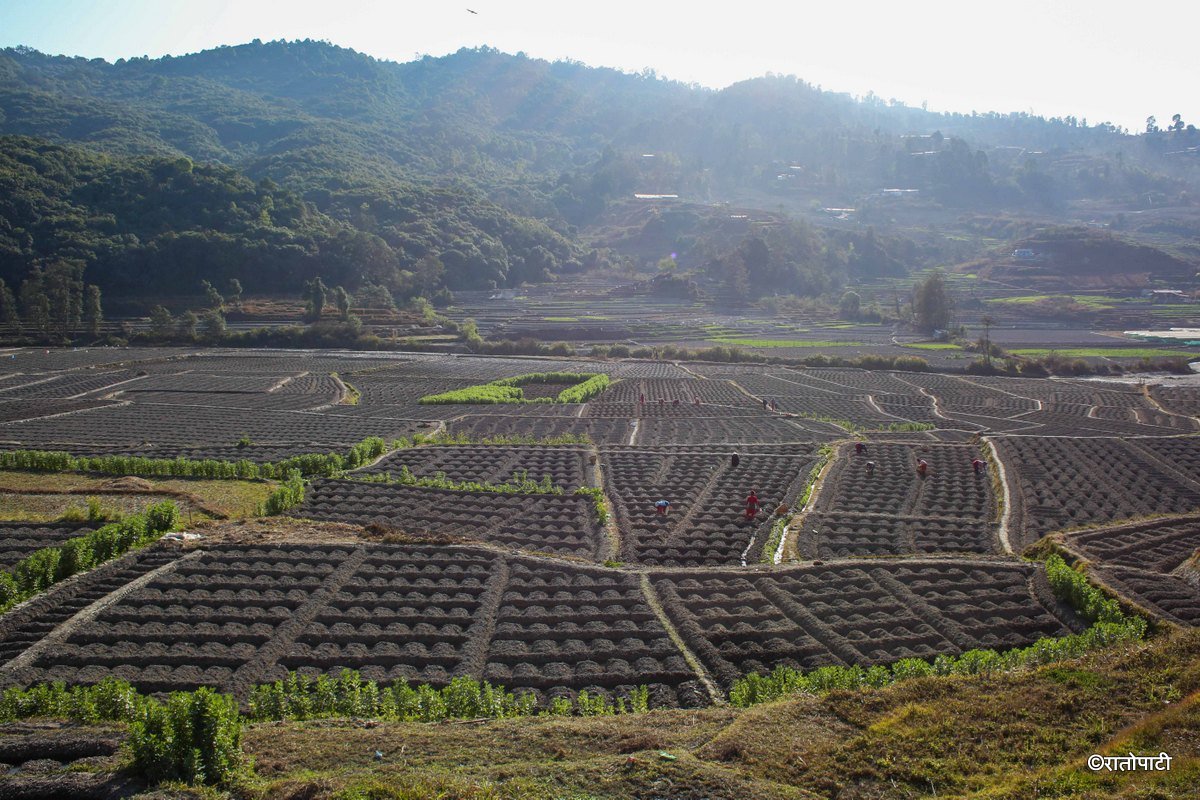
[243,628,1200,799]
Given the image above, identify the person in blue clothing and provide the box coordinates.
[655,499,671,516]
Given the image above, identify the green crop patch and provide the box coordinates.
[901,342,963,351]
[987,294,1117,310]
[418,372,612,404]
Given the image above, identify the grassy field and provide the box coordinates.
[986,294,1120,310]
[0,471,275,521]
[901,342,964,351]
[239,627,1200,799]
[1007,347,1198,359]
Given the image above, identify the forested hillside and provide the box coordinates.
[0,39,1197,305]
[0,135,581,296]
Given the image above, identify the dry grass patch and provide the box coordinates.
[0,470,274,522]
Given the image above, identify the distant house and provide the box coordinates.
[1144,289,1189,303]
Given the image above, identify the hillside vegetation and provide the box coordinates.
[1,40,1197,305]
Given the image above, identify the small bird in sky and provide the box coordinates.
[466,8,478,13]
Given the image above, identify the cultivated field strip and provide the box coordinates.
[0,522,96,569]
[1064,516,1200,574]
[296,482,607,560]
[1057,516,1200,626]
[0,403,434,452]
[0,397,124,424]
[651,560,1078,688]
[1085,566,1200,626]
[601,445,820,567]
[0,544,185,669]
[1150,385,1200,418]
[0,544,703,705]
[995,437,1200,546]
[633,416,829,446]
[447,414,632,445]
[0,541,1083,706]
[355,444,592,490]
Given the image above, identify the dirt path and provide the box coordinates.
[984,437,1016,554]
[864,394,912,422]
[228,546,369,699]
[590,450,621,561]
[639,573,724,705]
[68,373,148,400]
[459,558,511,680]
[780,445,839,562]
[0,549,201,677]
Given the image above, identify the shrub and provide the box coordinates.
[356,467,564,496]
[0,503,180,613]
[574,487,609,523]
[260,470,305,516]
[247,669,643,723]
[0,436,404,482]
[418,373,609,405]
[129,687,243,786]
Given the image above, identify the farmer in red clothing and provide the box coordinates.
[971,458,985,475]
[916,459,929,478]
[744,489,761,521]
[854,442,866,455]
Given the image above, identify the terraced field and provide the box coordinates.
[0,347,1195,714]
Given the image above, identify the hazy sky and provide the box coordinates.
[2,0,1194,132]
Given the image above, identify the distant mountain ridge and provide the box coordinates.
[0,40,1196,300]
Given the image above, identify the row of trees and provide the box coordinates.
[0,263,102,341]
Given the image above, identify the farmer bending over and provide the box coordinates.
[916,459,929,478]
[655,499,671,516]
[971,458,985,475]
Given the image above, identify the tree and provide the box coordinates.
[1146,116,1159,134]
[44,263,84,339]
[19,275,50,336]
[226,278,243,310]
[413,256,445,298]
[0,279,19,330]
[200,280,224,310]
[177,310,198,340]
[838,290,861,319]
[980,314,997,370]
[332,286,352,320]
[84,284,102,338]
[303,277,328,322]
[912,271,953,333]
[356,282,395,310]
[201,310,226,341]
[720,253,749,302]
[149,305,174,338]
